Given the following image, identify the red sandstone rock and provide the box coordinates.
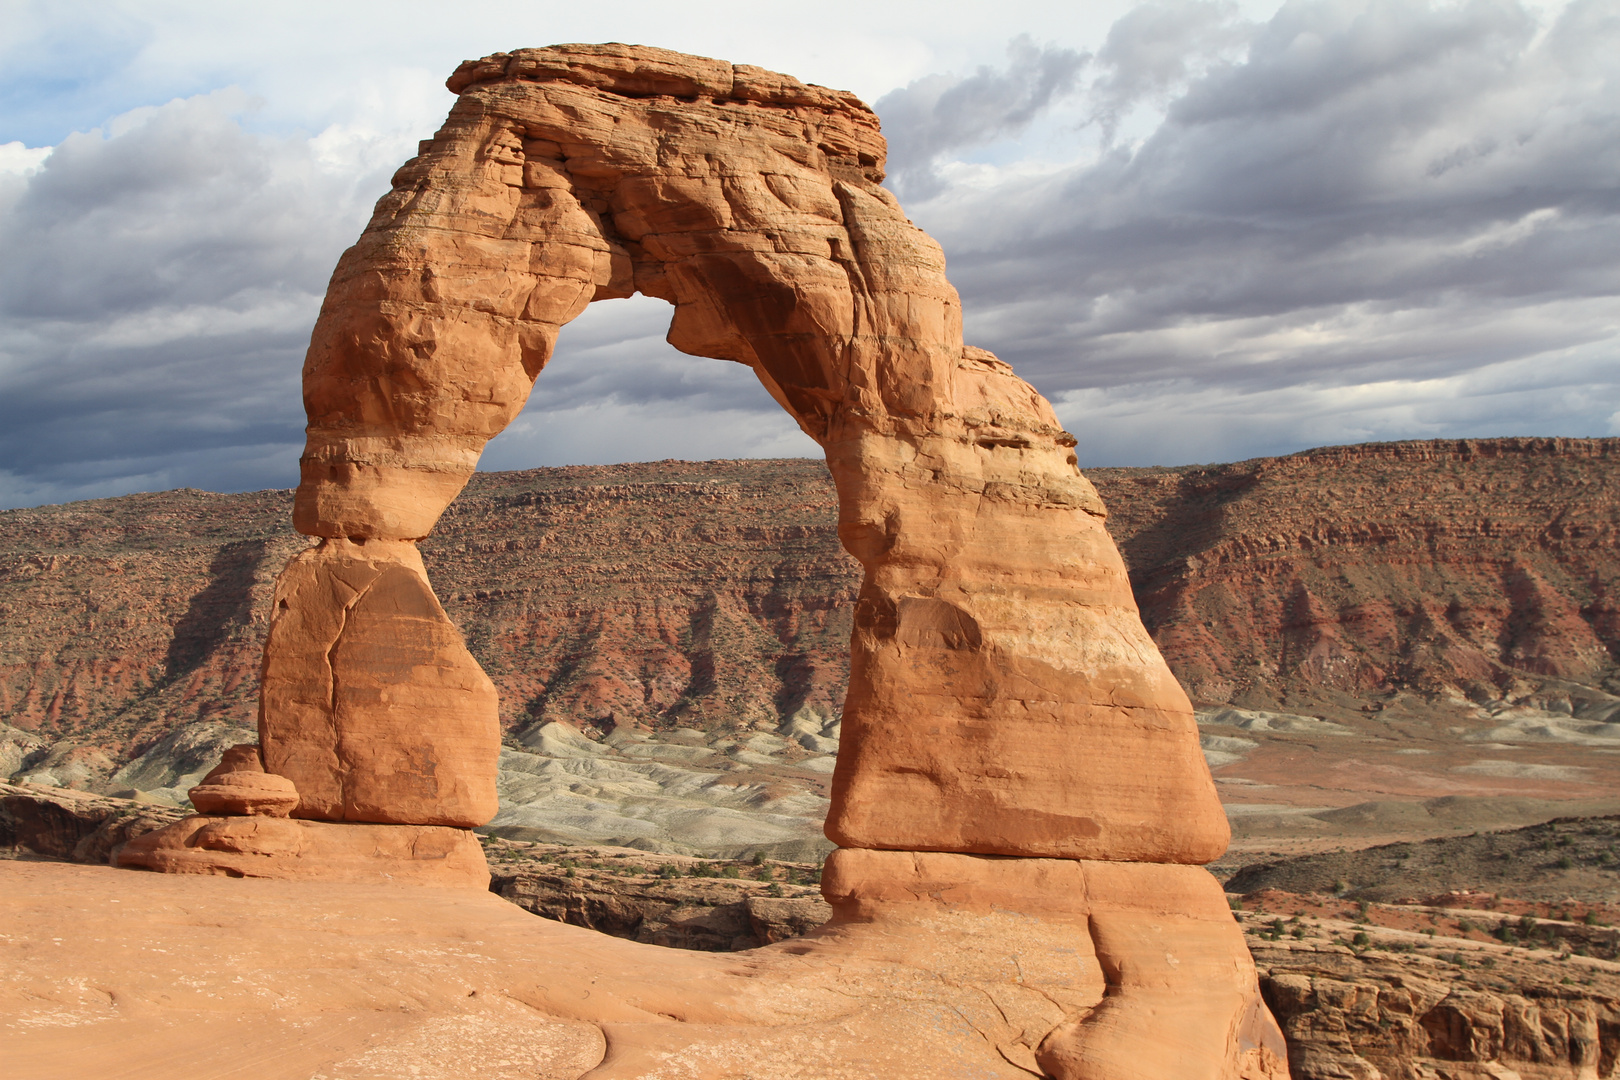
[183,741,300,817]
[823,849,1288,1080]
[109,43,1280,1075]
[116,815,490,888]
[187,772,299,817]
[7,852,1283,1079]
[269,42,1226,863]
[259,539,498,827]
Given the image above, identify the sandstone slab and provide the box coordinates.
[116,814,490,888]
[6,856,1281,1080]
[186,742,300,816]
[259,538,499,826]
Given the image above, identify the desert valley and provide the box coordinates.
[6,436,1617,862]
[5,435,1620,1078]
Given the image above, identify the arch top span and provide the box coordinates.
[274,43,1229,864]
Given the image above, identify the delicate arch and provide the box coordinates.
[262,44,1227,862]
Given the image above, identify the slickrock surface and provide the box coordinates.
[2,856,1282,1080]
[493,840,1620,1080]
[13,847,1614,1080]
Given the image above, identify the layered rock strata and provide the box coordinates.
[118,44,1278,1076]
[1099,437,1620,715]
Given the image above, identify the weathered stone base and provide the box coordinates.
[116,814,489,888]
[820,849,1290,1080]
[12,853,1283,1079]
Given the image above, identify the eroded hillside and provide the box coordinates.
[3,439,1616,842]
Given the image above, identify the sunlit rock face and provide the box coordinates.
[123,44,1283,1078]
[280,43,1228,863]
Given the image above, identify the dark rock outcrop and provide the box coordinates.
[0,781,182,863]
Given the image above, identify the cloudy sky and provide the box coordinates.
[1,0,1615,509]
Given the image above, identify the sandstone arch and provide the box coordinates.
[115,45,1290,1079]
[268,43,1228,862]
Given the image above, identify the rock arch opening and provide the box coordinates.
[476,293,820,472]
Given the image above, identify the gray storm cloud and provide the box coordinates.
[877,35,1091,200]
[893,0,1620,463]
[0,0,1616,508]
[0,91,389,507]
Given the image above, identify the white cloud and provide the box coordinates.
[0,89,413,507]
[0,141,51,175]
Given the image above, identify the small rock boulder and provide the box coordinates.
[187,744,300,818]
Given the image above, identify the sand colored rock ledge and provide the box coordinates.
[11,856,1281,1079]
[186,771,299,817]
[267,41,1226,861]
[823,849,1289,1080]
[116,815,490,887]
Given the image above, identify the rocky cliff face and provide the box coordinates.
[3,439,1616,781]
[1103,437,1620,721]
[426,459,856,739]
[0,488,302,756]
[1253,940,1620,1080]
